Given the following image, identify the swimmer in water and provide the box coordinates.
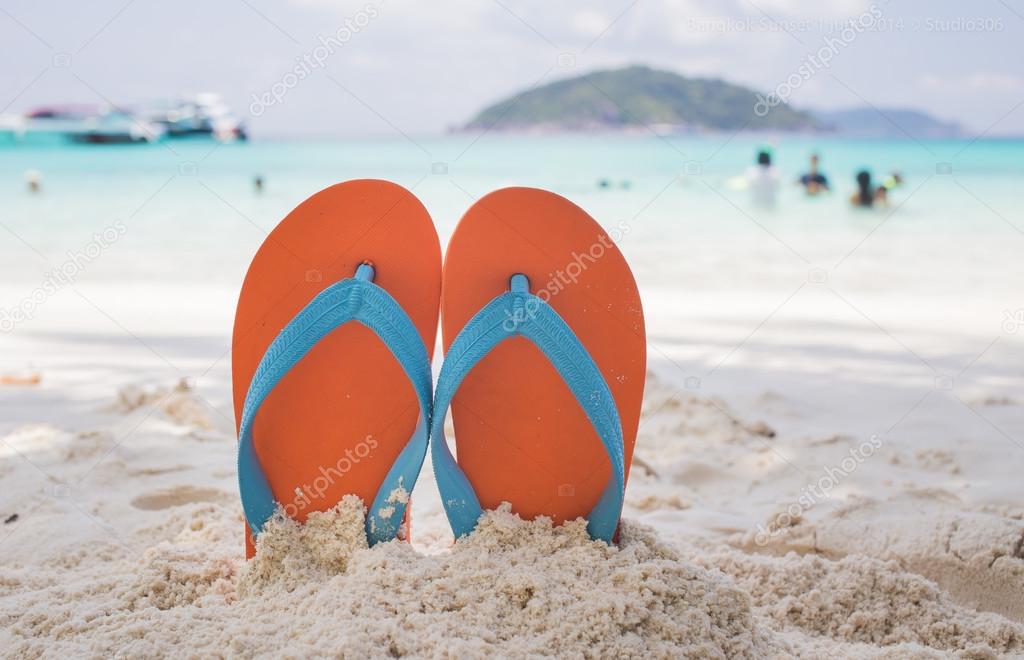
[746,148,779,208]
[873,183,890,207]
[25,170,41,194]
[798,153,830,195]
[851,170,874,208]
[883,171,904,190]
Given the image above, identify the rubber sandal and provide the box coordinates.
[233,180,440,557]
[430,187,646,542]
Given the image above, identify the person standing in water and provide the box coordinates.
[873,182,890,207]
[883,171,903,190]
[851,170,876,208]
[25,170,41,194]
[874,171,905,207]
[747,149,779,208]
[798,153,830,195]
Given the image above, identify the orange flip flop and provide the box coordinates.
[233,180,440,557]
[429,187,645,542]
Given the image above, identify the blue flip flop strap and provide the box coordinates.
[430,275,625,543]
[237,264,432,545]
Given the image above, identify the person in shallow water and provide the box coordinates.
[884,171,904,190]
[798,153,830,195]
[25,170,41,194]
[851,170,876,208]
[747,148,779,208]
[873,182,890,207]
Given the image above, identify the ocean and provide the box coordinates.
[1,134,1021,308]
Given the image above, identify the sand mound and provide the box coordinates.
[5,494,1024,658]
[2,499,787,658]
[703,548,1024,656]
[733,492,1024,623]
[237,497,783,657]
[112,379,213,430]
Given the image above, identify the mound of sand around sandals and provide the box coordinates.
[3,495,1023,658]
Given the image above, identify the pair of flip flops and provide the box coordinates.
[233,181,646,557]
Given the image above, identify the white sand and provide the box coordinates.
[1,280,1022,657]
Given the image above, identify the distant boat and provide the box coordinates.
[64,110,166,145]
[0,105,164,145]
[0,93,247,146]
[144,94,248,142]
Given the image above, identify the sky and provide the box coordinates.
[1,0,1023,137]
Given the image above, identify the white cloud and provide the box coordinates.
[570,9,610,38]
[751,0,870,19]
[919,72,1024,93]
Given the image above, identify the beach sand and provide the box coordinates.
[1,276,1022,658]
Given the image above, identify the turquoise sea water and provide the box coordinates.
[1,135,1022,294]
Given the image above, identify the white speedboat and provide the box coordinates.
[0,105,165,145]
[146,94,248,142]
